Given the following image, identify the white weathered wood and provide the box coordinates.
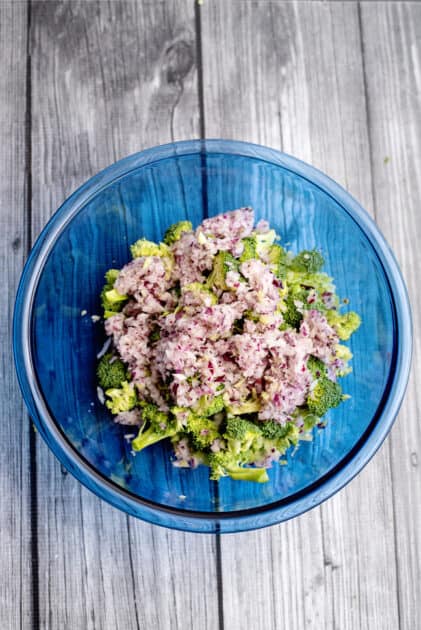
[0,3,33,628]
[201,2,401,628]
[360,3,421,628]
[30,2,218,628]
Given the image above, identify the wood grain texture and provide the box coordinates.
[30,2,218,629]
[0,3,33,628]
[201,2,401,628]
[360,3,421,629]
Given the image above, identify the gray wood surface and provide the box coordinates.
[30,2,218,630]
[201,3,401,628]
[0,3,32,629]
[1,1,420,629]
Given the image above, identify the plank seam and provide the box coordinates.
[357,1,378,222]
[25,1,40,628]
[194,0,206,139]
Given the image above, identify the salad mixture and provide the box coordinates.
[97,208,360,483]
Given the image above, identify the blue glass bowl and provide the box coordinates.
[13,140,412,533]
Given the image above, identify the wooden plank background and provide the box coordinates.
[1,1,420,629]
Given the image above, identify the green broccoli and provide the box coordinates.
[182,282,218,306]
[290,249,324,274]
[130,238,170,259]
[239,237,257,262]
[97,353,128,390]
[193,395,225,417]
[306,356,328,379]
[300,409,321,432]
[208,450,269,483]
[307,377,342,417]
[131,403,182,452]
[224,416,263,454]
[163,220,193,245]
[105,381,137,414]
[267,243,288,279]
[259,420,300,450]
[226,399,261,415]
[186,414,222,449]
[206,251,240,291]
[281,294,304,329]
[334,344,353,377]
[255,229,277,258]
[100,268,127,318]
[327,310,361,341]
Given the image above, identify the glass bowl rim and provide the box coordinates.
[13,139,412,532]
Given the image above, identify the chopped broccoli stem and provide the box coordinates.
[132,425,179,451]
[225,467,269,483]
[104,288,127,304]
[226,399,261,415]
[132,403,182,452]
[97,353,128,390]
[208,451,269,482]
[163,220,193,245]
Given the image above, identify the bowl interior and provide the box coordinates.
[31,151,395,513]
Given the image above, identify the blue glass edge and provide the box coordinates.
[13,139,413,533]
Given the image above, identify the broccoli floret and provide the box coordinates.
[194,395,225,417]
[306,356,328,379]
[105,269,119,286]
[131,403,182,452]
[206,251,240,291]
[100,268,127,318]
[226,399,261,415]
[268,244,288,279]
[281,294,303,329]
[335,344,353,377]
[239,237,257,262]
[163,220,193,245]
[97,353,128,390]
[182,282,218,306]
[186,414,221,449]
[105,381,137,414]
[130,238,170,259]
[260,420,293,441]
[300,409,321,432]
[259,420,300,450]
[290,249,324,274]
[307,377,342,417]
[255,229,277,258]
[208,451,269,483]
[224,416,263,454]
[327,310,361,340]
